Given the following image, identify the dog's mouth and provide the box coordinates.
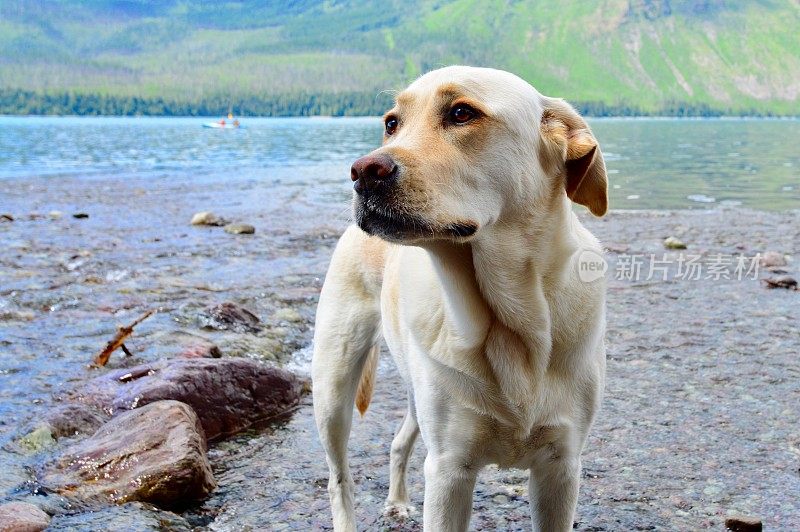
[354,196,477,243]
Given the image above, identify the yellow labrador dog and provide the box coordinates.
[312,66,607,531]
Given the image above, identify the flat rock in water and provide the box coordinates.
[44,403,108,439]
[190,211,226,227]
[198,301,261,332]
[70,357,302,441]
[39,400,215,509]
[223,223,255,235]
[0,501,50,532]
[46,502,190,531]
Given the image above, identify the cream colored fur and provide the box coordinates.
[312,66,608,531]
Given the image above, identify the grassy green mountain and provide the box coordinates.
[1,0,798,115]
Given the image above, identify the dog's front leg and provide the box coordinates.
[312,314,379,531]
[312,237,382,531]
[528,454,581,532]
[422,454,478,531]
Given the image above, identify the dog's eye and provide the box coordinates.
[449,105,477,124]
[384,117,398,135]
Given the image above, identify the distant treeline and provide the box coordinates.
[0,89,788,118]
[0,89,393,117]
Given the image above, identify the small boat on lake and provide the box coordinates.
[203,113,241,129]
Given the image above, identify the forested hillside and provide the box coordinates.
[1,0,798,116]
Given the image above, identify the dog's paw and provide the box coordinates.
[383,501,416,520]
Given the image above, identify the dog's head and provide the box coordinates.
[351,66,608,243]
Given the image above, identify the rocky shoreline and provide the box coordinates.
[1,172,798,530]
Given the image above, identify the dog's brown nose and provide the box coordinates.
[351,154,397,194]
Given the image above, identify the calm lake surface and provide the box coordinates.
[1,116,799,211]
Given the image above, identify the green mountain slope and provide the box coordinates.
[1,0,798,115]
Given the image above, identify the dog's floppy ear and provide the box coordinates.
[539,97,608,216]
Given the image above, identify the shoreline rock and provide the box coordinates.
[724,514,762,531]
[197,302,261,333]
[761,275,798,290]
[44,403,108,440]
[759,251,787,268]
[663,236,687,249]
[69,357,302,441]
[40,400,215,509]
[190,212,227,226]
[0,501,50,532]
[223,223,255,235]
[46,502,191,531]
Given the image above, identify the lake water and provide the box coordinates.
[1,116,799,211]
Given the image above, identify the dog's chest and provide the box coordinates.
[395,309,562,430]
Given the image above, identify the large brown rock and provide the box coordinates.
[40,401,215,509]
[71,357,302,440]
[0,501,50,532]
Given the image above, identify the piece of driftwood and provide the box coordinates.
[92,310,156,367]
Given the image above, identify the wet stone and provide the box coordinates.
[759,251,787,268]
[44,403,107,439]
[178,342,222,359]
[273,308,303,323]
[663,236,687,249]
[47,501,191,531]
[70,357,303,441]
[190,211,227,227]
[223,223,255,235]
[0,501,50,532]
[762,275,797,290]
[197,301,261,333]
[724,514,762,531]
[39,400,215,509]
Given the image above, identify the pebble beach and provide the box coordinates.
[1,168,798,530]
